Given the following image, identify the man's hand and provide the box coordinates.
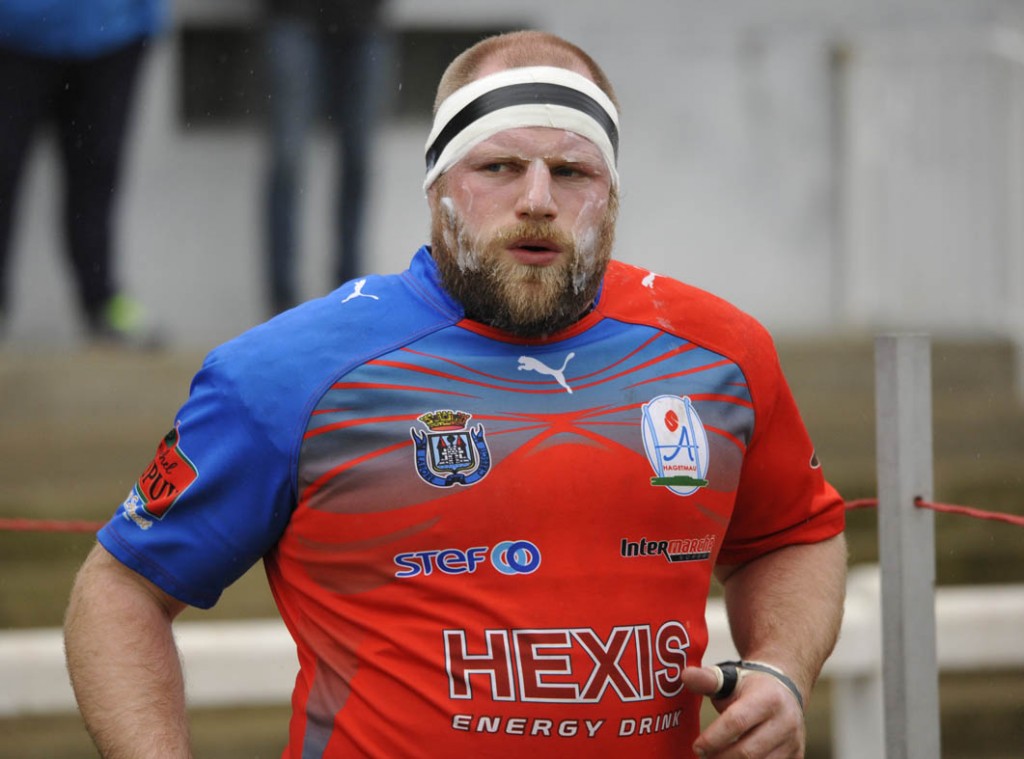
[680,665,806,758]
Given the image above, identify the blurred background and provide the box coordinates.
[5,0,1024,353]
[1,0,1023,756]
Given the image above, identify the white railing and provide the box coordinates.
[2,565,1022,759]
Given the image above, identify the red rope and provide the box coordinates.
[2,498,1021,533]
[845,498,879,511]
[0,517,104,534]
[914,497,1024,527]
[844,497,1024,527]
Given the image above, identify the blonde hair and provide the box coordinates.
[433,30,619,114]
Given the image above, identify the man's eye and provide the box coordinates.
[482,162,510,173]
[553,165,584,178]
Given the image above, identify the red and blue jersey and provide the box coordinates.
[98,247,844,757]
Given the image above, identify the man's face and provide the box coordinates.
[429,126,617,337]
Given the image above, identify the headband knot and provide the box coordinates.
[423,66,620,191]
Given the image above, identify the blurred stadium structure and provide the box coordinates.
[5,0,1024,398]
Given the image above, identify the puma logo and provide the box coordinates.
[517,352,576,394]
[341,279,379,303]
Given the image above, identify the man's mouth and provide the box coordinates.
[509,238,562,253]
[505,238,565,266]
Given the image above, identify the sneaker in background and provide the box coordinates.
[88,294,165,350]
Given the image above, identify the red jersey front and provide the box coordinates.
[100,250,844,757]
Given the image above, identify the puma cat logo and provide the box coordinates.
[517,352,576,394]
[341,279,379,303]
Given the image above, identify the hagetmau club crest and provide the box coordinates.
[410,410,491,488]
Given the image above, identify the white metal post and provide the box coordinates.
[874,335,941,759]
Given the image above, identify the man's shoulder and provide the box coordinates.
[201,270,457,395]
[599,259,775,365]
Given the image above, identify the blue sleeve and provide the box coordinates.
[97,255,459,608]
[98,351,296,609]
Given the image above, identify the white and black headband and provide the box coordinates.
[423,66,620,191]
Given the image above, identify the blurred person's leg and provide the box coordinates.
[0,48,56,328]
[54,39,147,337]
[327,27,392,286]
[265,18,318,314]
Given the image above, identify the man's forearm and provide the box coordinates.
[718,534,847,702]
[65,544,191,758]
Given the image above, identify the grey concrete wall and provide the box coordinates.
[6,0,1023,350]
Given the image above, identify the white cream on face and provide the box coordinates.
[432,126,614,301]
[451,128,609,221]
[439,195,480,271]
[520,159,555,213]
[570,197,606,293]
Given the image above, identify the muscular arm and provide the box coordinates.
[64,543,191,758]
[719,533,847,700]
[682,534,847,757]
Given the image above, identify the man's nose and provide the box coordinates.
[515,161,557,220]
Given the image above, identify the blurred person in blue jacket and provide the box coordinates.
[263,0,392,315]
[0,0,166,345]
